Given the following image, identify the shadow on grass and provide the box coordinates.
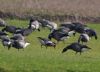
[0,67,9,72]
[19,69,40,72]
[32,69,40,72]
[66,69,90,72]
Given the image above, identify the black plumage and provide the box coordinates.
[78,33,90,44]
[2,25,21,33]
[37,37,56,48]
[15,28,33,36]
[48,31,69,43]
[85,29,98,40]
[62,42,91,54]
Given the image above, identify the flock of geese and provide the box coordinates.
[0,18,98,54]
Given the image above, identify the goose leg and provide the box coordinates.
[80,52,82,55]
[75,52,78,55]
[41,45,43,48]
[62,40,65,44]
[45,46,48,49]
[18,48,19,51]
[38,29,40,31]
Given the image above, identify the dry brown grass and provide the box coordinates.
[0,0,100,21]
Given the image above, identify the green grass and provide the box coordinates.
[0,19,100,72]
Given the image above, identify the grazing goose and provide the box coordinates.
[11,34,25,41]
[37,19,48,28]
[60,22,86,35]
[62,42,91,54]
[9,34,30,50]
[37,37,56,48]
[40,19,57,31]
[48,31,69,43]
[72,22,86,28]
[68,30,75,37]
[10,40,30,50]
[74,26,85,34]
[71,22,87,35]
[55,27,70,34]
[14,19,39,36]
[0,31,8,37]
[29,18,41,31]
[85,28,98,40]
[60,23,75,31]
[0,31,8,40]
[1,34,30,50]
[1,36,11,49]
[2,25,21,33]
[47,21,57,31]
[51,27,75,37]
[15,27,33,36]
[78,33,90,44]
[0,18,6,27]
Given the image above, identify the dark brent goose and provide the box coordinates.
[37,37,56,48]
[62,42,91,54]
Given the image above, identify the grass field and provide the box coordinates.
[0,19,100,72]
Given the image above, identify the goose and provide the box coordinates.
[2,25,21,33]
[1,34,30,50]
[0,31,8,35]
[72,22,87,35]
[60,23,75,31]
[78,33,90,44]
[48,31,69,43]
[51,27,75,37]
[10,34,25,41]
[40,19,57,31]
[1,36,11,49]
[62,42,91,54]
[15,25,33,36]
[60,22,86,35]
[37,37,56,48]
[29,18,41,31]
[37,19,48,28]
[85,28,98,40]
[11,40,30,50]
[0,18,6,27]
